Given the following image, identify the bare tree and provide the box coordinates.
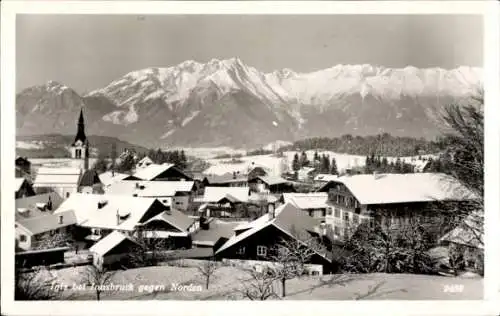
[15,267,59,300]
[238,267,280,301]
[268,232,327,298]
[127,230,171,268]
[32,230,72,250]
[81,265,116,301]
[197,258,219,289]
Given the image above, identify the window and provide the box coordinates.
[162,200,168,203]
[256,245,267,257]
[334,208,341,218]
[353,214,359,224]
[343,228,349,238]
[19,235,27,242]
[58,215,63,224]
[343,211,349,222]
[334,226,341,236]
[66,192,70,198]
[237,246,245,255]
[75,149,81,159]
[327,208,333,216]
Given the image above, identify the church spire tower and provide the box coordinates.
[74,108,87,145]
[71,108,90,170]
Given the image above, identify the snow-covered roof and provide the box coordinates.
[314,174,339,182]
[98,171,129,186]
[36,167,82,175]
[106,180,195,197]
[128,163,177,180]
[252,175,289,186]
[203,163,250,176]
[282,192,329,210]
[33,174,81,186]
[89,231,139,257]
[54,193,165,231]
[136,156,154,168]
[216,203,326,259]
[15,178,26,192]
[16,210,77,235]
[33,167,82,187]
[142,210,195,232]
[202,186,250,203]
[318,173,477,205]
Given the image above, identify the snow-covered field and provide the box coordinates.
[43,265,482,300]
[16,141,47,150]
[200,150,438,176]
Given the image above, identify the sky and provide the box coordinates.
[16,14,483,94]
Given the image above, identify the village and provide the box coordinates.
[14,109,484,300]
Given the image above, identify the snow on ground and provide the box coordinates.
[16,141,46,150]
[46,265,482,300]
[201,150,437,177]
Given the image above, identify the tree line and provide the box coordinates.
[280,133,442,157]
[291,151,338,175]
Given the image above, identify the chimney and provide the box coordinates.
[116,209,121,225]
[47,196,53,211]
[58,215,63,224]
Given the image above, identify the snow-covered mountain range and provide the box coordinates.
[16,58,483,148]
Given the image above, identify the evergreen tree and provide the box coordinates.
[93,155,108,174]
[381,157,389,173]
[330,157,338,175]
[292,153,300,172]
[117,154,135,173]
[299,151,309,168]
[314,151,320,163]
[394,157,402,173]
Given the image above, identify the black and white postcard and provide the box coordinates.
[1,1,499,316]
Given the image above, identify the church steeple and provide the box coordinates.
[74,108,87,145]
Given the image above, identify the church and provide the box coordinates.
[33,109,103,197]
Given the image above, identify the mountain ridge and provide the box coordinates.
[16,59,483,149]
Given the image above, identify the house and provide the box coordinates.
[439,211,483,271]
[317,173,477,241]
[248,175,295,194]
[15,177,36,199]
[281,193,329,224]
[191,218,240,253]
[123,163,193,182]
[203,173,248,188]
[215,203,336,274]
[247,163,270,180]
[136,156,154,169]
[15,210,77,250]
[98,170,129,190]
[32,167,82,198]
[298,167,316,182]
[54,193,195,244]
[106,180,196,211]
[16,156,32,176]
[199,186,250,217]
[78,169,104,194]
[89,231,141,270]
[15,192,64,220]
